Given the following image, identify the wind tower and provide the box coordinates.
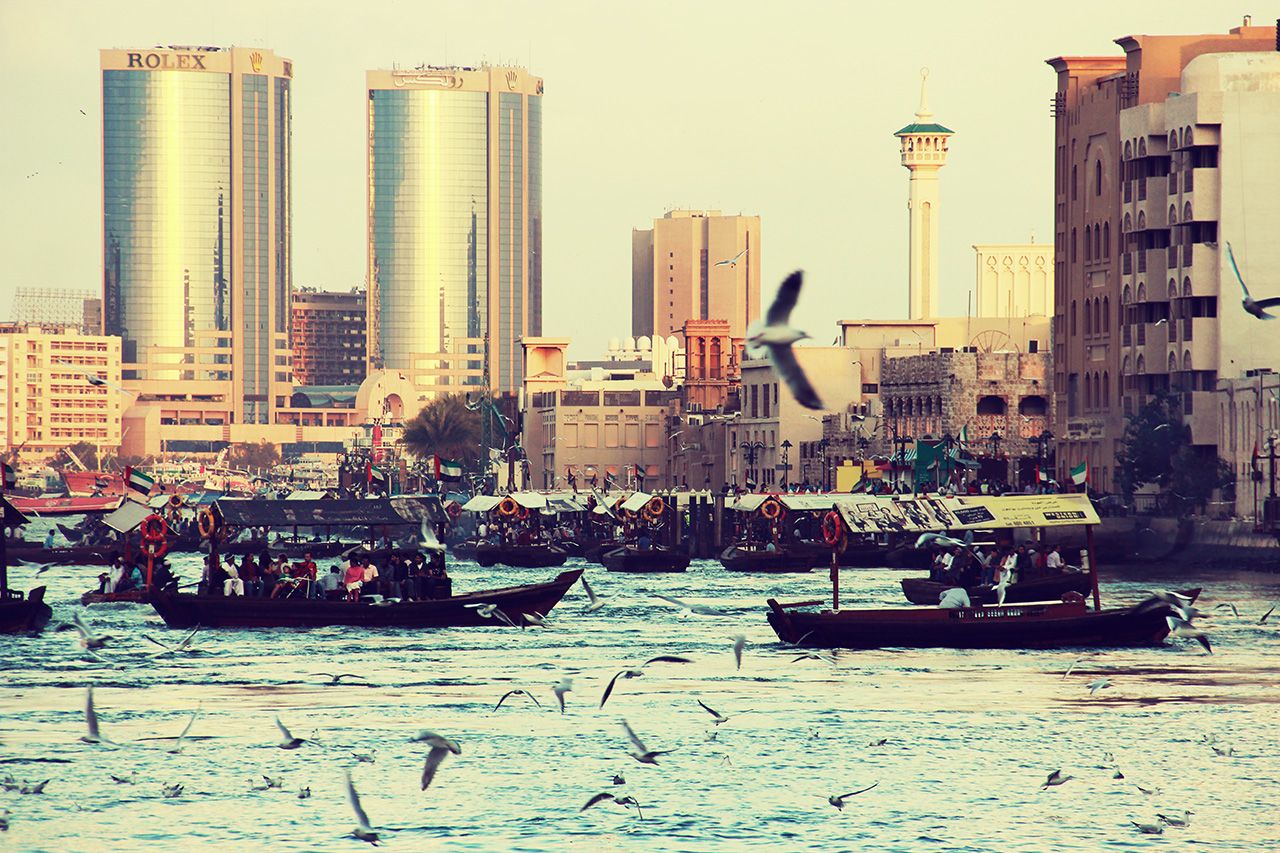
[895,69,953,320]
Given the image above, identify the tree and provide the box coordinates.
[1115,393,1189,496]
[1169,448,1233,515]
[228,440,281,472]
[402,394,482,468]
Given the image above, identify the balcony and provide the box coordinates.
[1181,243,1219,287]
[1182,391,1218,445]
[1183,170,1220,220]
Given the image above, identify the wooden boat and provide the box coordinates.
[719,545,816,573]
[766,595,1181,650]
[582,540,624,564]
[221,539,352,559]
[5,543,114,566]
[601,546,690,573]
[0,587,52,633]
[81,588,151,606]
[900,572,1094,606]
[9,495,122,515]
[474,542,567,569]
[149,568,583,629]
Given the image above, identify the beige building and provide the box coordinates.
[1115,50,1280,492]
[0,325,123,458]
[632,210,761,340]
[367,64,543,398]
[973,243,1053,318]
[101,46,295,428]
[523,337,682,490]
[1217,370,1280,519]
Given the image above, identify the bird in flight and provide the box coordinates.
[274,717,307,749]
[1040,769,1073,790]
[494,689,542,712]
[345,772,380,844]
[714,249,748,268]
[827,783,878,809]
[1226,241,1280,319]
[54,361,134,395]
[747,271,822,410]
[620,720,673,765]
[580,575,605,614]
[413,731,461,791]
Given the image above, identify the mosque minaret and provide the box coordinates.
[895,69,953,320]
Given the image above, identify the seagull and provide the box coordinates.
[553,677,574,714]
[161,783,183,798]
[1260,603,1276,624]
[747,271,822,410]
[1211,744,1235,757]
[1040,769,1073,790]
[580,576,605,614]
[143,626,201,657]
[109,772,135,785]
[352,751,376,764]
[912,531,972,550]
[256,775,284,790]
[620,720,673,765]
[54,361,134,395]
[696,699,751,726]
[345,772,380,845]
[1154,423,1170,431]
[70,613,114,651]
[1227,241,1280,319]
[1154,318,1168,327]
[1087,678,1112,696]
[600,656,692,708]
[167,709,200,755]
[1166,616,1212,653]
[1134,783,1162,796]
[297,787,311,799]
[714,249,747,268]
[653,594,727,616]
[81,687,108,744]
[274,717,306,749]
[465,602,519,627]
[827,783,878,810]
[1131,820,1164,835]
[416,732,461,791]
[732,635,746,670]
[581,792,645,819]
[1213,602,1239,618]
[15,559,64,577]
[1157,810,1192,827]
[494,689,542,712]
[612,774,626,785]
[792,651,837,665]
[313,673,366,686]
[522,610,555,629]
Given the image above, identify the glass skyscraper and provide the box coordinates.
[101,46,292,425]
[367,65,542,397]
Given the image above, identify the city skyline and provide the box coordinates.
[0,1,1253,361]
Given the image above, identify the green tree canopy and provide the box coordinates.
[402,394,482,468]
[228,440,281,472]
[1116,393,1189,495]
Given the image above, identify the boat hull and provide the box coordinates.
[766,597,1175,650]
[0,587,52,633]
[900,572,1094,606]
[148,569,582,629]
[81,588,151,606]
[474,543,567,569]
[6,544,114,566]
[602,547,690,573]
[718,546,815,573]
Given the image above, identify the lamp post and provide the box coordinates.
[781,440,793,490]
[739,440,764,491]
[1030,429,1054,489]
[940,431,955,490]
[891,425,913,493]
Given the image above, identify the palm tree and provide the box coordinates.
[402,394,482,466]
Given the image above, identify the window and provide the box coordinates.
[1085,227,1092,262]
[976,395,1006,415]
[1070,301,1077,336]
[1071,165,1077,200]
[1094,160,1102,196]
[1102,296,1109,333]
[1102,371,1110,405]
[1084,300,1092,335]
[1103,222,1110,256]
[1070,228,1077,262]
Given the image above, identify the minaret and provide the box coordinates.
[895,69,953,320]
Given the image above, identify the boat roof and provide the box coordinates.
[1,496,30,527]
[510,492,548,510]
[462,495,502,513]
[102,500,152,534]
[621,492,654,512]
[215,498,416,528]
[833,493,1099,534]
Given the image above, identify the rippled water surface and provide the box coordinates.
[2,552,1279,852]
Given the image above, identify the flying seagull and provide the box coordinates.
[415,732,461,791]
[313,673,366,686]
[600,656,693,708]
[167,709,200,755]
[620,720,673,765]
[828,783,878,810]
[714,249,747,268]
[1226,241,1280,319]
[580,575,605,614]
[494,689,542,712]
[653,594,727,616]
[1260,603,1276,624]
[143,626,201,658]
[1166,616,1212,653]
[1087,678,1113,696]
[345,772,380,845]
[53,361,134,395]
[581,792,645,819]
[80,687,108,744]
[274,717,306,749]
[732,634,746,670]
[553,677,574,714]
[70,613,114,651]
[747,271,822,410]
[696,698,752,726]
[1040,769,1073,790]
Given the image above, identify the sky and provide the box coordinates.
[0,0,1254,360]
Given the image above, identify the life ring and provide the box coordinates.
[760,499,782,520]
[167,494,183,510]
[197,507,220,539]
[516,504,530,521]
[821,511,844,547]
[446,502,462,519]
[644,497,665,518]
[141,537,168,559]
[497,497,519,517]
[141,514,168,543]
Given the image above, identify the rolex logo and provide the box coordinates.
[505,69,518,90]
[250,51,263,73]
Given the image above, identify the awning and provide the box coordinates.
[285,490,330,501]
[461,495,502,513]
[215,498,414,528]
[728,494,768,512]
[778,494,841,512]
[544,497,587,514]
[832,493,1100,535]
[510,492,548,510]
[389,495,447,525]
[621,492,653,513]
[102,500,153,534]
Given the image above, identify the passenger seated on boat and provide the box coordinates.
[1045,546,1064,573]
[361,560,380,596]
[259,558,282,597]
[153,560,178,593]
[239,555,260,596]
[96,572,111,594]
[1015,545,1034,580]
[636,531,652,550]
[344,560,366,601]
[319,566,344,600]
[223,559,244,597]
[939,587,971,608]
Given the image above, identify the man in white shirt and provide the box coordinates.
[939,587,971,608]
[223,558,245,596]
[1045,546,1064,571]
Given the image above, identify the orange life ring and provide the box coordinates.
[141,537,168,559]
[645,497,665,518]
[516,504,530,521]
[760,499,782,520]
[497,497,519,517]
[446,502,462,519]
[167,494,183,509]
[821,511,843,547]
[197,507,219,539]
[141,514,168,543]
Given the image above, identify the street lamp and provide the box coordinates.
[781,440,793,490]
[1029,429,1054,489]
[739,440,764,491]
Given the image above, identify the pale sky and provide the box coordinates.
[0,0,1250,359]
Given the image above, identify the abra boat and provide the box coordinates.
[5,543,115,566]
[0,587,51,633]
[81,588,151,606]
[474,542,568,569]
[149,568,583,629]
[718,545,816,573]
[601,546,690,573]
[899,572,1094,606]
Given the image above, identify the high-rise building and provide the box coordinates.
[366,64,543,399]
[1047,22,1274,490]
[632,210,761,341]
[101,45,294,426]
[896,71,953,320]
[0,324,123,456]
[290,290,367,387]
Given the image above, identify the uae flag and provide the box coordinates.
[2,462,15,490]
[125,466,155,496]
[433,456,462,482]
[1070,460,1089,486]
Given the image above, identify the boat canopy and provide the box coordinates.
[462,495,503,513]
[215,498,415,528]
[778,494,842,512]
[510,492,548,510]
[621,492,654,513]
[728,494,768,512]
[832,493,1100,535]
[543,496,587,514]
[389,495,448,525]
[1,496,30,527]
[101,500,153,534]
[285,490,331,501]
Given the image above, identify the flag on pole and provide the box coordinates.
[958,424,970,447]
[1070,461,1089,486]
[1,462,15,490]
[1036,466,1049,483]
[1252,440,1261,478]
[432,455,462,482]
[125,466,154,497]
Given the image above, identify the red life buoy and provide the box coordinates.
[821,511,843,547]
[141,537,168,558]
[497,497,519,517]
[446,502,462,519]
[141,514,168,543]
[760,499,782,520]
